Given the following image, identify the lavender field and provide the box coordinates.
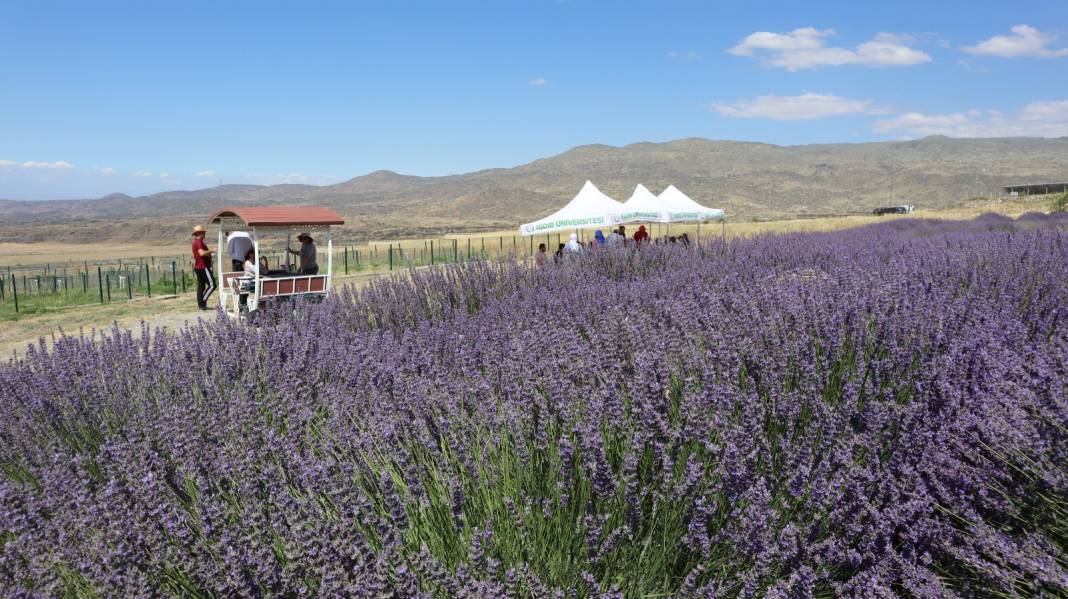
[2,214,1067,597]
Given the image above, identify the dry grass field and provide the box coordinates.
[2,195,1041,268]
[433,196,1043,244]
[0,242,190,268]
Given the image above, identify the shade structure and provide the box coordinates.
[615,183,668,224]
[657,185,725,222]
[207,205,345,227]
[519,181,623,236]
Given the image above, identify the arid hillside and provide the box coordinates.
[3,135,1067,242]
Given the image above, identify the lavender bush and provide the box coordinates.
[1,214,1067,597]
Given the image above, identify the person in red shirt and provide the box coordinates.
[633,225,649,245]
[191,225,216,310]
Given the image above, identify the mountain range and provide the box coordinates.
[3,135,1067,243]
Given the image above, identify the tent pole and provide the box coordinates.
[252,235,260,313]
[216,226,224,307]
[326,230,333,296]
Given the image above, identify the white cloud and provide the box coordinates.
[3,160,75,169]
[874,99,1068,138]
[728,28,931,70]
[195,170,216,177]
[710,93,883,120]
[131,170,152,177]
[963,25,1068,58]
[159,172,170,179]
[94,166,117,175]
[528,78,549,87]
[728,27,832,55]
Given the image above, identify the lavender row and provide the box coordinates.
[1,213,1066,597]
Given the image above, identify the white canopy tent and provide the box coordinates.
[519,181,623,236]
[615,183,667,224]
[658,185,725,222]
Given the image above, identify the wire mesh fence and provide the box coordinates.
[0,233,583,318]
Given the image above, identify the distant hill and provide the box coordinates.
[3,136,1067,242]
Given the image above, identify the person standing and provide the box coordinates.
[287,232,318,275]
[565,233,583,253]
[226,230,253,272]
[191,225,215,310]
[535,243,548,267]
[633,225,649,245]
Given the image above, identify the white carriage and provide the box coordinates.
[207,206,344,318]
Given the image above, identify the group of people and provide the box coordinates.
[533,225,692,266]
[189,225,318,310]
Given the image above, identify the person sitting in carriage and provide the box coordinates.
[238,249,269,309]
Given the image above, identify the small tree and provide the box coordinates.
[1050,191,1068,213]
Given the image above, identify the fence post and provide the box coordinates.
[430,240,434,266]
[106,274,112,302]
[344,247,349,274]
[0,277,4,301]
[499,236,503,254]
[145,263,151,297]
[512,235,517,255]
[453,239,458,262]
[467,238,471,260]
[181,270,187,293]
[389,244,393,271]
[97,267,104,304]
[11,273,17,313]
[356,249,360,270]
[172,261,177,295]
[127,270,133,299]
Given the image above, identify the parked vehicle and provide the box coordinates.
[873,204,915,216]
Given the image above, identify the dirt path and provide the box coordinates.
[0,270,403,360]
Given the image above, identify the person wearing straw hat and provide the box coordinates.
[191,225,216,310]
[287,232,318,275]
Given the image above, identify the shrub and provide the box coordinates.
[1050,190,1068,213]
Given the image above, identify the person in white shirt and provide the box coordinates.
[226,231,253,272]
[243,249,268,279]
[565,233,583,253]
[239,249,268,310]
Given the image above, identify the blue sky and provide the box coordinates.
[1,0,1066,200]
